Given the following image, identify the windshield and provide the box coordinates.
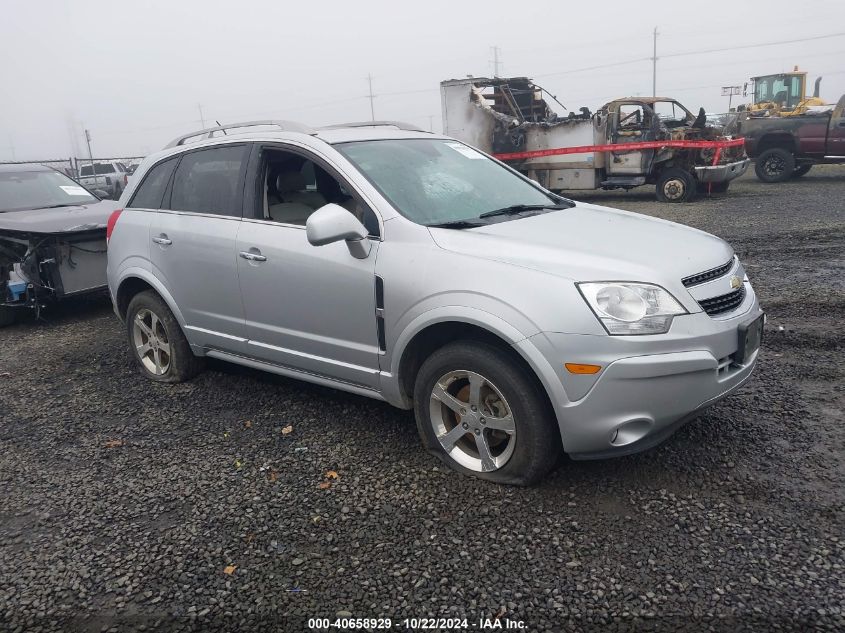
[80,163,116,176]
[651,100,692,124]
[754,75,803,109]
[335,138,561,226]
[0,170,98,212]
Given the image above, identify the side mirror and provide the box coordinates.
[306,203,371,259]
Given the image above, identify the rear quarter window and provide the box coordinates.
[127,158,178,209]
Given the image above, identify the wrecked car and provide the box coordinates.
[441,77,749,202]
[0,164,119,326]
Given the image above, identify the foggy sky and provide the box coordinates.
[2,0,844,161]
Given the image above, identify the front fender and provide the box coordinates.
[381,305,571,417]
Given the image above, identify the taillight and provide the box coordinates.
[106,209,123,244]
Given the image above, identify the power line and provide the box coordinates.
[661,31,845,58]
[535,31,845,80]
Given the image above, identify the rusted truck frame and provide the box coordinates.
[441,77,749,202]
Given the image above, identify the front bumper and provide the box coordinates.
[694,158,749,183]
[522,287,763,458]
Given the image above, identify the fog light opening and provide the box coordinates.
[610,418,654,447]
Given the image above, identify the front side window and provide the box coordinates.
[127,158,178,210]
[259,148,380,236]
[0,169,98,212]
[335,139,559,226]
[168,145,247,216]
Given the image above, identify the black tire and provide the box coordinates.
[413,341,560,486]
[755,148,795,183]
[125,290,203,383]
[792,164,812,178]
[0,306,16,328]
[655,168,697,203]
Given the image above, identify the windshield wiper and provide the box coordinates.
[479,203,571,219]
[39,203,87,209]
[426,219,487,229]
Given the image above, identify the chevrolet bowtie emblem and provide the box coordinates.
[730,275,742,289]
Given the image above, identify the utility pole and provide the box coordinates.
[651,27,658,97]
[83,126,94,167]
[198,103,206,128]
[491,46,503,77]
[366,74,376,121]
[427,115,435,132]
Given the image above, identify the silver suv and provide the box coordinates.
[106,120,763,485]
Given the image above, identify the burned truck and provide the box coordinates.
[441,77,749,202]
[0,164,118,326]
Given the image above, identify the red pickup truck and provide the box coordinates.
[736,94,845,182]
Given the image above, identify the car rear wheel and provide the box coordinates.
[755,148,795,183]
[656,168,696,203]
[126,290,203,382]
[413,341,560,486]
[792,164,812,178]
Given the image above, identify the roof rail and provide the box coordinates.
[319,120,427,133]
[164,120,313,149]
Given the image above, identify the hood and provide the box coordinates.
[0,199,119,236]
[428,202,733,285]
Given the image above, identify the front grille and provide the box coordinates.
[699,286,746,316]
[682,258,735,288]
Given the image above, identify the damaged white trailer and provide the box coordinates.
[441,77,749,202]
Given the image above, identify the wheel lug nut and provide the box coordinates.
[474,428,481,435]
[460,408,466,414]
[462,422,468,429]
[471,406,477,412]
[480,417,486,424]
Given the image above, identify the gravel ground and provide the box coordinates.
[1,167,843,632]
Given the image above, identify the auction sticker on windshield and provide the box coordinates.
[445,142,485,159]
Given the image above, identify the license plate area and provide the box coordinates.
[734,313,764,364]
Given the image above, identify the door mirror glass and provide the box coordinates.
[306,203,370,258]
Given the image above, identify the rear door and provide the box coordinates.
[828,96,845,156]
[151,143,250,354]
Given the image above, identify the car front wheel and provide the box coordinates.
[656,168,697,203]
[413,341,560,486]
[125,290,203,382]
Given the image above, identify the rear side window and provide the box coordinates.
[168,145,247,216]
[127,158,178,209]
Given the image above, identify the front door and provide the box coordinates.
[606,103,654,176]
[828,95,845,156]
[150,143,250,353]
[235,146,382,389]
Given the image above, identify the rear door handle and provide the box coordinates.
[152,235,172,246]
[239,250,267,262]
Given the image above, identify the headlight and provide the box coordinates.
[577,282,687,335]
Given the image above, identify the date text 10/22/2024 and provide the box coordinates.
[307,617,527,630]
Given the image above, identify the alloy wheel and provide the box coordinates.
[763,155,786,178]
[132,308,171,376]
[429,370,516,472]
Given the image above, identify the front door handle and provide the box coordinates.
[239,250,267,262]
[152,235,172,246]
